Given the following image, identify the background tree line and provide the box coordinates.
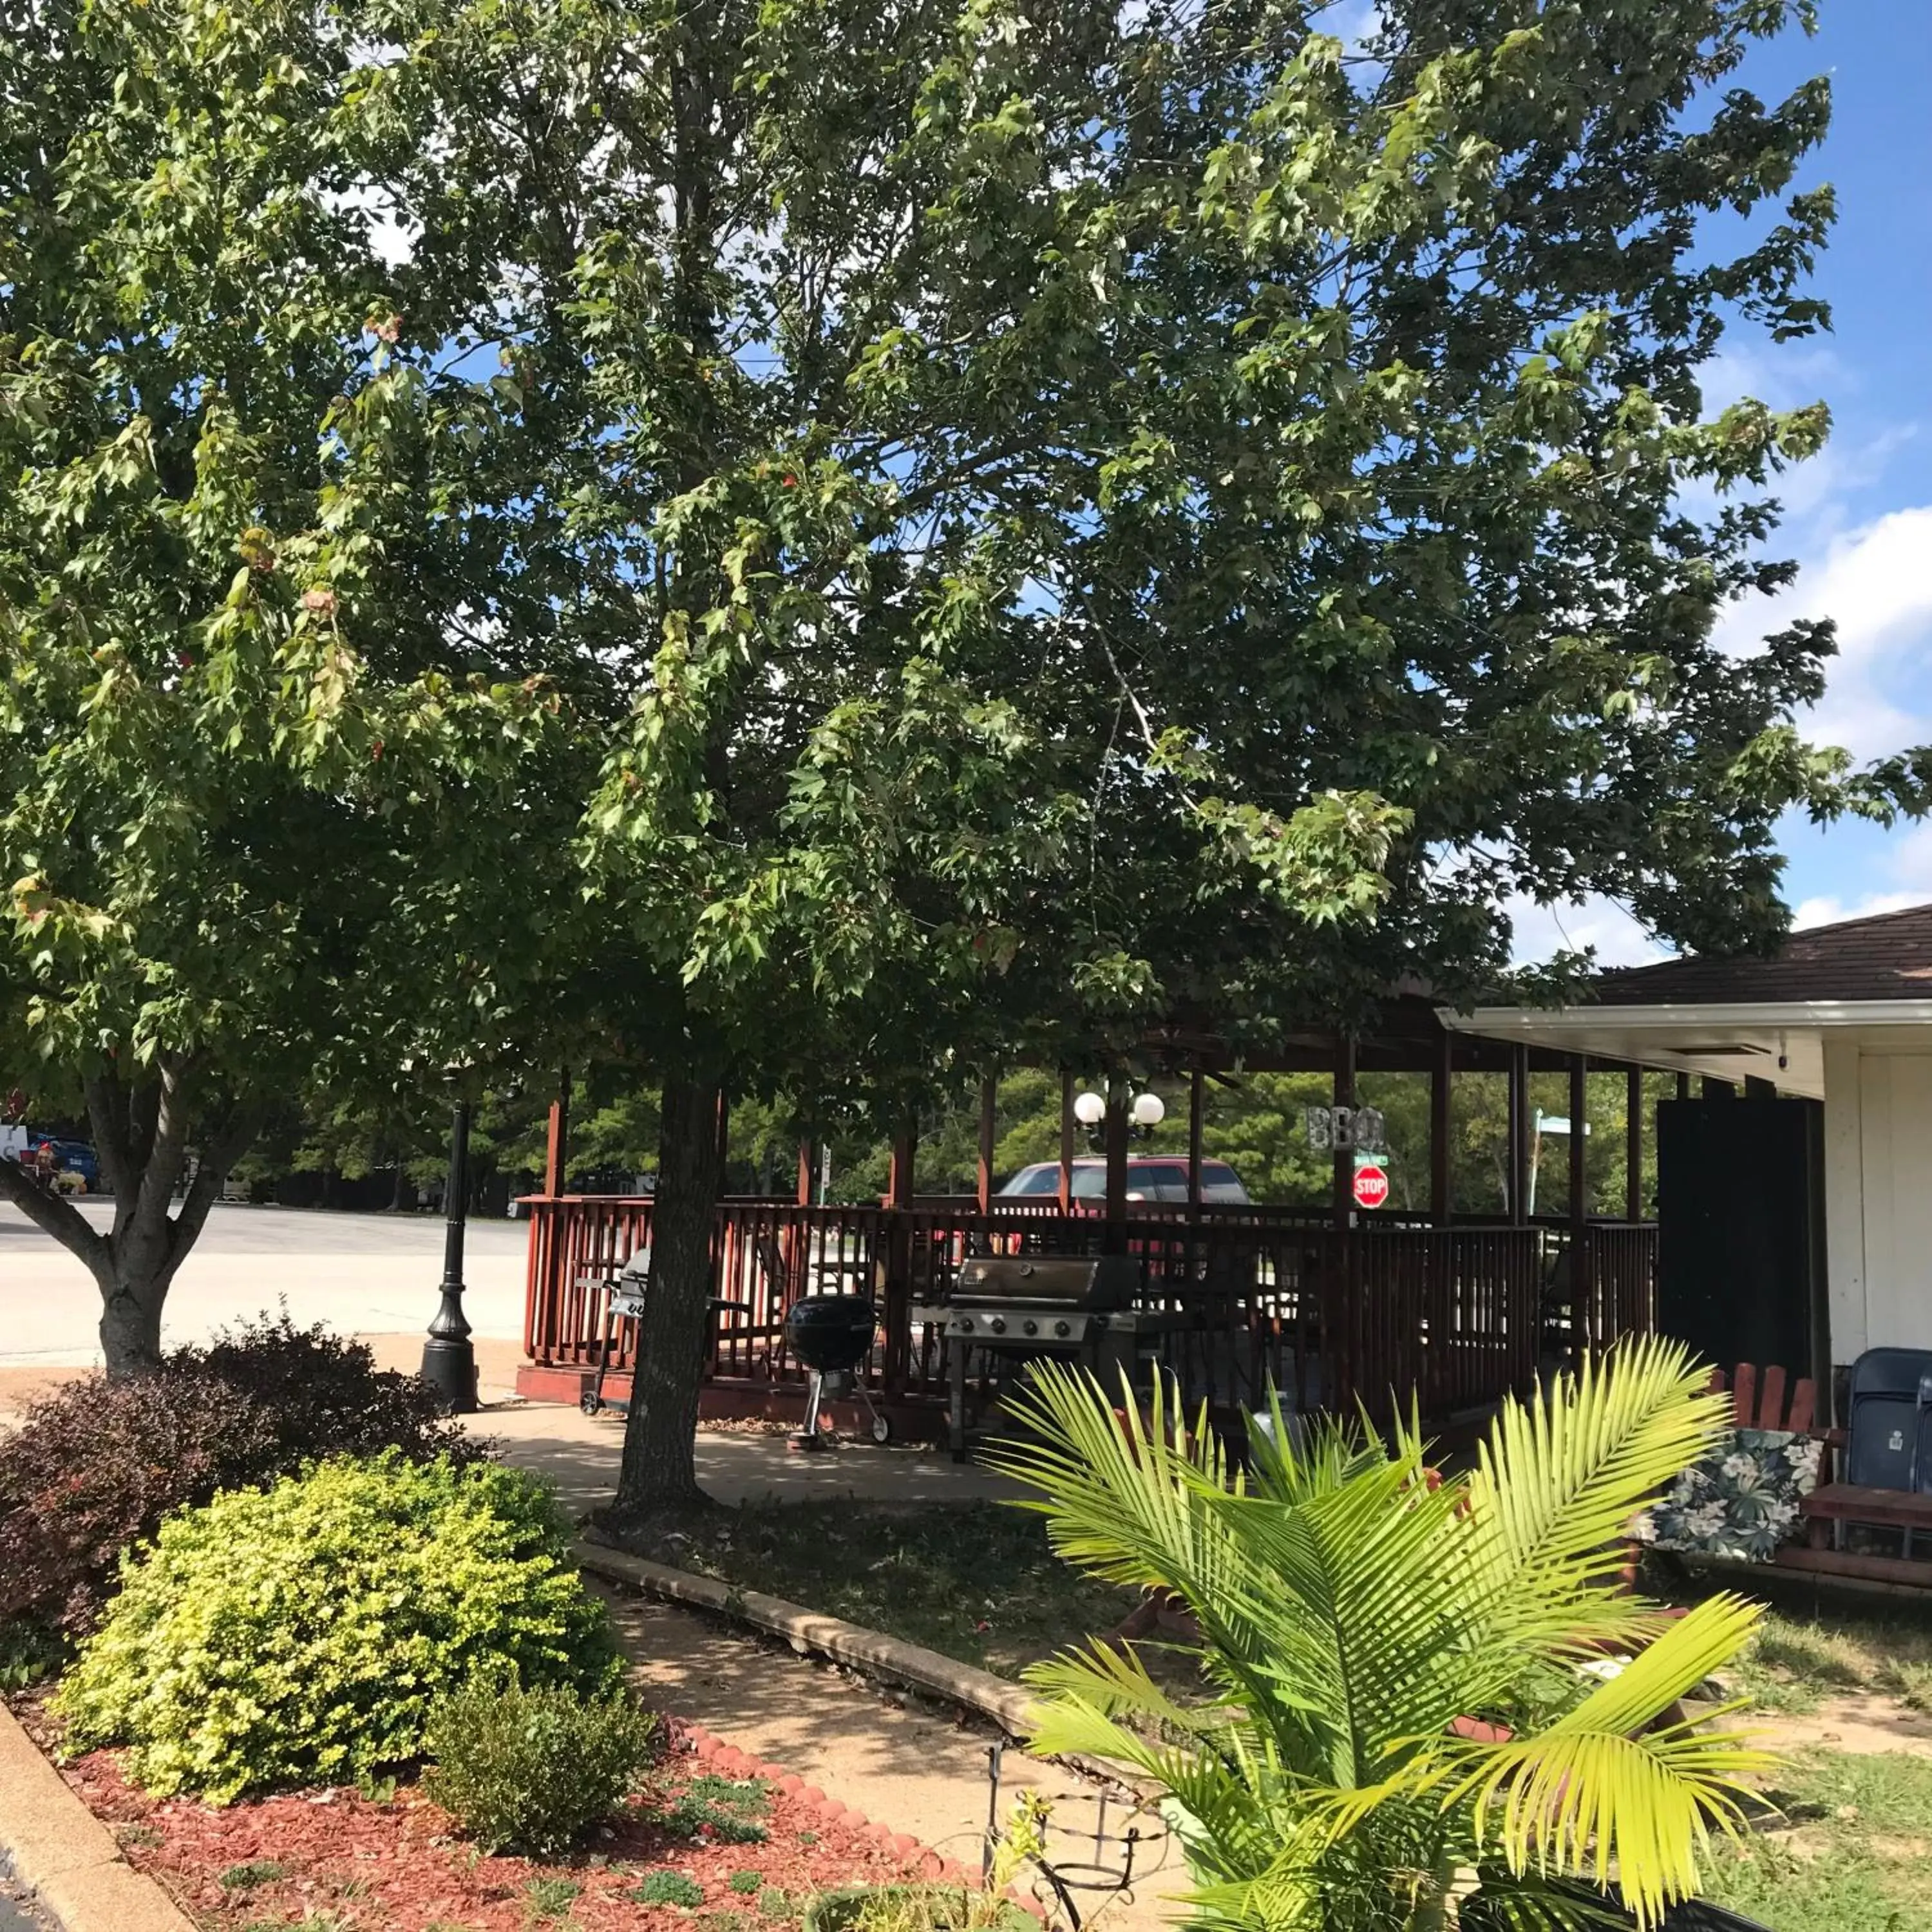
[224,1062,1675,1222]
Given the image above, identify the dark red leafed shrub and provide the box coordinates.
[0,1311,486,1637]
[188,1311,487,1469]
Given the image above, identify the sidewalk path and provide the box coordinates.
[473,1397,1023,1515]
[481,1403,1179,1929]
[598,1585,1179,1931]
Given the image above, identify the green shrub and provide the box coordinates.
[54,1454,614,1802]
[0,1310,483,1636]
[220,1860,287,1889]
[424,1677,657,1855]
[665,1774,770,1843]
[522,1875,580,1920]
[633,1871,706,1908]
[729,1870,765,1895]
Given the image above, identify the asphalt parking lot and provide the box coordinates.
[0,1199,529,1367]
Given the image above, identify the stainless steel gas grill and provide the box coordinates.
[913,1255,1188,1459]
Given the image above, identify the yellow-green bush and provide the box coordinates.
[54,1454,615,1802]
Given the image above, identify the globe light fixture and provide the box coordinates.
[1130,1091,1166,1129]
[1072,1089,1107,1127]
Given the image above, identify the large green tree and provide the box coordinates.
[0,0,585,1370]
[513,0,1914,1515]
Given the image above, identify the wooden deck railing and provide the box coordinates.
[521,1194,1658,1424]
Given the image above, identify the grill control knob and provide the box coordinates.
[1023,1320,1038,1336]
[1054,1320,1070,1338]
[956,1316,974,1334]
[989,1316,1006,1334]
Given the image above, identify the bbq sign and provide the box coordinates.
[1303,1105,1387,1152]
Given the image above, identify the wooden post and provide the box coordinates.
[542,1068,571,1197]
[975,1075,997,1213]
[1508,1043,1530,1226]
[887,1120,917,1207]
[1625,1066,1643,1224]
[1057,1070,1074,1213]
[884,1113,917,1388]
[1103,1083,1130,1255]
[1430,1032,1452,1224]
[1332,1034,1356,1229]
[1701,1076,1736,1101]
[795,1139,815,1208]
[1676,1069,1691,1101]
[1187,1065,1205,1216]
[1568,1054,1588,1229]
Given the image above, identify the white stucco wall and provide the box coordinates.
[1821,1037,1932,1361]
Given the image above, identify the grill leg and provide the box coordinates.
[791,1370,829,1452]
[949,1340,969,1462]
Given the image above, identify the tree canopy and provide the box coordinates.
[4,0,1920,1426]
[0,0,587,1366]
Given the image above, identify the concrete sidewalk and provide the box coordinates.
[596,1586,1179,1930]
[474,1397,1024,1517]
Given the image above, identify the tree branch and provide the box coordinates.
[132,1056,196,1238]
[166,1104,265,1274]
[83,1070,137,1203]
[0,1155,109,1274]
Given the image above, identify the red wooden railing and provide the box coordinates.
[521,1195,1657,1424]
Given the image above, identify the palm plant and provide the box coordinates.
[989,1338,1767,1932]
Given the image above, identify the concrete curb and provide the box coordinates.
[0,1705,197,1932]
[576,1537,1043,1738]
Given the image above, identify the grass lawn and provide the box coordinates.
[1701,1748,1932,1932]
[1647,1558,1932,1716]
[627,1500,1136,1679]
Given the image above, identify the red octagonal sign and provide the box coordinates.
[1351,1162,1390,1211]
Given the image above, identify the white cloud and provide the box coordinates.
[1793,891,1920,928]
[1792,822,1932,929]
[1505,893,1671,970]
[1715,504,1932,761]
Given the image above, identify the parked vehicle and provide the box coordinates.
[32,1138,101,1191]
[998,1155,1250,1204]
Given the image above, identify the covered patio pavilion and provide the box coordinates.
[1440,900,1932,1413]
[515,994,1661,1439]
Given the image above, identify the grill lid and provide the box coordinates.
[951,1255,1138,1311]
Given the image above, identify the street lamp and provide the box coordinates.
[421,1072,478,1414]
[1072,1086,1166,1144]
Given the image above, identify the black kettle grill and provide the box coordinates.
[784,1294,890,1448]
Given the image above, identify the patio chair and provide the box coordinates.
[1841,1346,1932,1495]
[1799,1345,1932,1564]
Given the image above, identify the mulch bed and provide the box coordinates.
[30,1710,963,1932]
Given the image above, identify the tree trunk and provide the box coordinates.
[611,1066,725,1520]
[0,1063,261,1378]
[96,1263,167,1376]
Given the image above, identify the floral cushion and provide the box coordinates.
[1633,1427,1823,1562]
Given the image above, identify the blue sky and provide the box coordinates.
[1508,0,1932,965]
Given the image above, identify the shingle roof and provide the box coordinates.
[1594,901,1932,1007]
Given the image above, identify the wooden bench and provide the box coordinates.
[1703,1360,1932,1589]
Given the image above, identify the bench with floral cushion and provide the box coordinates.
[1634,1364,1830,1566]
[1635,1361,1932,1590]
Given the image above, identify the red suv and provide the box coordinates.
[998,1155,1249,1204]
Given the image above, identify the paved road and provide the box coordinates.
[0,1199,529,1367]
[0,1856,50,1932]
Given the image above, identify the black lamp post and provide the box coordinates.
[421,1092,477,1413]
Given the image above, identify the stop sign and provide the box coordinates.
[1351,1161,1390,1210]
